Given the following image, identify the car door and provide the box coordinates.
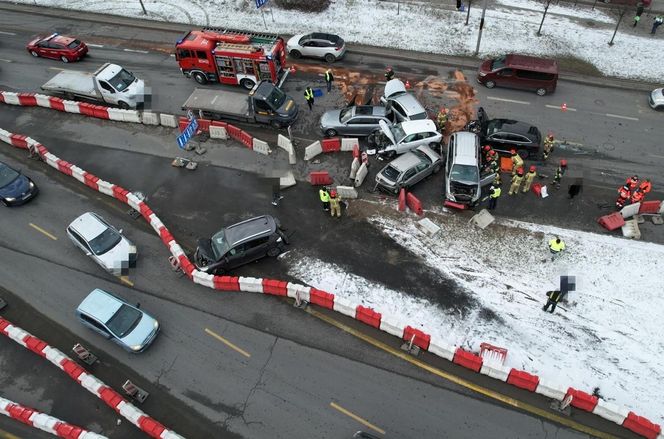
[411,161,431,186]
[397,133,420,154]
[301,40,317,57]
[36,41,52,58]
[346,117,376,136]
[79,313,112,339]
[400,167,418,188]
[495,68,518,89]
[243,236,270,264]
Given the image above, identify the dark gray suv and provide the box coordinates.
[194,215,289,274]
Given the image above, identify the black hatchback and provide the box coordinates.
[478,110,542,158]
[194,215,289,274]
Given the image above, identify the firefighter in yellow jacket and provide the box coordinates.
[329,190,342,218]
[509,167,524,195]
[510,149,524,176]
[522,165,537,193]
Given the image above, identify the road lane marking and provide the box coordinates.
[0,429,21,439]
[29,223,57,240]
[545,104,577,112]
[123,48,149,54]
[486,96,530,105]
[606,113,638,121]
[329,402,386,435]
[204,328,251,358]
[120,276,134,287]
[307,308,618,439]
[0,31,16,36]
[47,67,66,72]
[648,153,664,159]
[0,59,12,63]
[87,44,105,48]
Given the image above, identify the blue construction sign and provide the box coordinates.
[255,0,268,8]
[176,117,198,149]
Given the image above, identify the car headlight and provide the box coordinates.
[29,181,35,188]
[154,321,159,330]
[478,72,486,77]
[277,237,283,243]
[130,344,143,351]
[4,197,15,202]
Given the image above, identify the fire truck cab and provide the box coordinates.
[175,28,288,90]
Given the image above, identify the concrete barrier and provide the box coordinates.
[141,111,160,125]
[354,162,368,187]
[280,171,296,189]
[277,134,296,164]
[349,157,360,179]
[159,113,178,128]
[304,140,322,161]
[210,125,228,139]
[252,138,271,155]
[620,203,640,219]
[335,185,358,199]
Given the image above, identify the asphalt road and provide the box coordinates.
[0,4,655,439]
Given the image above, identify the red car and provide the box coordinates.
[26,33,88,63]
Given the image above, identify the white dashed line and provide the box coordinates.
[87,44,105,48]
[648,153,664,159]
[0,31,16,36]
[606,113,638,121]
[0,59,12,63]
[545,104,577,112]
[486,96,531,105]
[123,48,149,54]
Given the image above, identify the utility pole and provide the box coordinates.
[608,6,626,46]
[465,0,472,26]
[474,0,488,56]
[138,0,147,14]
[537,0,552,36]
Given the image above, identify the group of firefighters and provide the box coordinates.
[616,175,652,209]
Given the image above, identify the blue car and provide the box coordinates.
[0,161,39,206]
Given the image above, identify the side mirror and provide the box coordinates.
[135,302,141,309]
[118,229,123,234]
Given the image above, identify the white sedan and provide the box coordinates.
[66,212,137,276]
[370,119,443,158]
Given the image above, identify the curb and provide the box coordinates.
[0,98,661,439]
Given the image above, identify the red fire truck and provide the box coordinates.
[175,28,289,90]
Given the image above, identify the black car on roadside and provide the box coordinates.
[0,161,39,206]
[194,215,289,274]
[478,109,542,159]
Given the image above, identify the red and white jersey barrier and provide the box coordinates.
[0,396,107,439]
[0,318,184,439]
[0,124,661,439]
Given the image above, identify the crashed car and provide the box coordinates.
[375,145,443,194]
[444,131,494,206]
[381,79,428,122]
[369,119,442,158]
[194,215,288,274]
[320,105,391,137]
[478,109,542,159]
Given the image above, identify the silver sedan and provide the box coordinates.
[320,105,391,137]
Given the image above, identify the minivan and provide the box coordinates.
[444,132,494,206]
[477,54,558,96]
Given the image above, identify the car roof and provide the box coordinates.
[354,106,387,117]
[389,150,424,171]
[224,215,276,247]
[390,93,426,116]
[505,54,558,74]
[400,119,437,135]
[451,132,479,165]
[77,288,122,323]
[309,33,341,42]
[69,212,108,241]
[491,119,540,138]
[51,35,76,45]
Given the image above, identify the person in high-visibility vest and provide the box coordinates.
[509,167,524,195]
[543,133,555,160]
[319,186,330,211]
[488,185,501,210]
[436,107,448,133]
[522,165,537,193]
[552,159,567,188]
[639,179,652,194]
[616,184,631,209]
[324,69,334,92]
[542,290,563,313]
[548,237,566,254]
[510,149,524,176]
[304,86,314,111]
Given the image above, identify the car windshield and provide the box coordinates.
[390,124,406,142]
[0,165,19,187]
[108,68,136,92]
[490,56,507,70]
[381,165,401,181]
[88,228,122,255]
[106,304,142,338]
[412,149,432,164]
[266,87,286,109]
[451,164,479,182]
[67,40,81,49]
[485,119,503,135]
[211,230,230,259]
[340,108,353,123]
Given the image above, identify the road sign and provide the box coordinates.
[176,117,198,149]
[255,0,268,8]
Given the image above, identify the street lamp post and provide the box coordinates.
[138,0,147,14]
[474,0,488,56]
[608,7,626,46]
[537,0,552,36]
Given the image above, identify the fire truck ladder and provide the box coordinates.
[202,27,279,45]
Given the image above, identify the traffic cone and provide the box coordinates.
[405,80,411,89]
[561,102,567,112]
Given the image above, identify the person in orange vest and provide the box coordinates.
[626,175,639,191]
[631,188,645,204]
[522,165,537,193]
[639,179,652,195]
[616,184,631,209]
[509,167,525,195]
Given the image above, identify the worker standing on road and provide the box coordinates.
[482,145,495,168]
[652,15,664,34]
[510,149,524,176]
[319,186,330,211]
[548,237,566,260]
[639,178,652,195]
[304,86,315,111]
[616,184,631,209]
[542,290,563,313]
[626,175,639,191]
[631,188,645,204]
[552,159,567,189]
[543,133,555,160]
[329,190,342,218]
[509,167,524,195]
[522,165,537,193]
[489,154,500,177]
[488,185,501,210]
[324,69,334,93]
[385,66,395,81]
[436,107,449,133]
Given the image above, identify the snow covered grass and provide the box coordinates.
[288,202,664,426]
[15,0,664,81]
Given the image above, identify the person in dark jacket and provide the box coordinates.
[543,290,563,313]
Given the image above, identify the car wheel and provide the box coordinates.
[485,80,496,89]
[536,88,547,96]
[30,50,39,57]
[289,49,301,59]
[193,72,207,85]
[267,247,281,257]
[240,78,256,90]
[325,129,338,137]
[118,101,130,109]
[518,149,529,160]
[324,53,336,63]
[60,56,69,63]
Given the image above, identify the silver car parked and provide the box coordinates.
[375,145,443,194]
[66,212,137,276]
[649,88,664,110]
[286,33,346,63]
[320,105,391,137]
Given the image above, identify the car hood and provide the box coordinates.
[196,238,215,260]
[379,120,397,146]
[98,238,136,273]
[383,79,407,99]
[0,174,29,198]
[320,109,342,128]
[120,313,158,350]
[652,88,664,103]
[27,37,43,47]
[479,59,492,73]
[287,34,306,48]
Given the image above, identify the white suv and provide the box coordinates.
[370,119,442,158]
[444,132,494,206]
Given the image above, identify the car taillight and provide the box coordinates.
[335,46,342,51]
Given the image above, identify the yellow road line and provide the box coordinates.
[307,308,618,439]
[120,276,134,287]
[204,328,251,358]
[28,223,57,240]
[329,401,385,435]
[0,429,21,439]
